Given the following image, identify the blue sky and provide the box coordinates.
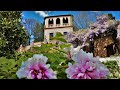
[22,11,120,24]
[22,11,120,42]
[22,11,79,24]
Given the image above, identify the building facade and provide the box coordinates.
[44,14,74,43]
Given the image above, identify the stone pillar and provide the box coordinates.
[30,41,34,51]
[44,36,48,44]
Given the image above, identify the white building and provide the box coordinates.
[44,14,74,43]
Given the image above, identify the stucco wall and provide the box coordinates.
[44,15,73,42]
[44,27,73,42]
[44,16,73,28]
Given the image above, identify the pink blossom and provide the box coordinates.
[16,54,57,79]
[66,49,110,79]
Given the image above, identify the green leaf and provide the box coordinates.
[2,65,9,70]
[52,37,67,43]
[17,55,28,67]
[7,59,16,68]
[59,43,71,49]
[55,32,64,37]
[0,76,4,79]
[0,57,8,64]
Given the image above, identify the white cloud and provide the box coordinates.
[90,11,100,12]
[21,13,24,17]
[35,11,49,17]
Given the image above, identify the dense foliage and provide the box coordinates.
[0,55,28,79]
[12,40,72,79]
[0,33,71,79]
[0,11,28,58]
[0,46,120,79]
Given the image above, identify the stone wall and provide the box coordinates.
[94,36,114,57]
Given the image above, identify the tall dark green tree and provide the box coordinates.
[34,23,44,42]
[0,11,28,58]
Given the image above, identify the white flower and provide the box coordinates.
[16,54,57,79]
[66,48,110,79]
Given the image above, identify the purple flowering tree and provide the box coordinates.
[65,14,120,49]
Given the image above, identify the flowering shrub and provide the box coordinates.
[102,60,120,79]
[16,54,57,79]
[65,49,110,79]
[0,36,116,79]
[0,43,117,79]
[0,40,115,79]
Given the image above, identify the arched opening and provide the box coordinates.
[48,19,53,25]
[56,18,60,24]
[63,17,68,23]
[106,44,115,57]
